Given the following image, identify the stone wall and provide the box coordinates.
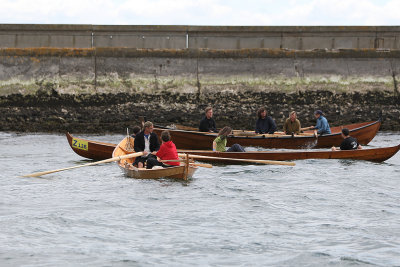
[1,89,399,133]
[0,48,399,133]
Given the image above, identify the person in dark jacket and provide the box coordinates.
[133,121,160,168]
[332,128,362,151]
[199,107,217,132]
[255,107,277,134]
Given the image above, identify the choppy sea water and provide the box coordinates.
[1,132,400,266]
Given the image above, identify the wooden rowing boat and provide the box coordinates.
[66,132,399,163]
[112,136,197,180]
[152,120,381,150]
[178,145,400,163]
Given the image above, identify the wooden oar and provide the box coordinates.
[190,163,213,168]
[22,152,144,178]
[178,153,295,166]
[159,159,213,168]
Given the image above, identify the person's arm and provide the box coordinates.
[357,144,363,149]
[268,117,277,134]
[199,118,207,132]
[134,135,143,152]
[283,120,288,134]
[255,119,261,134]
[156,144,165,158]
[211,119,217,132]
[154,134,160,151]
[315,118,322,133]
[296,120,301,134]
[212,141,217,151]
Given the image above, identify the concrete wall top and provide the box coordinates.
[1,24,400,33]
[0,24,399,49]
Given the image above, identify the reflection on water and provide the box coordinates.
[0,132,399,266]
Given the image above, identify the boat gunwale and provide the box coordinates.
[154,120,381,140]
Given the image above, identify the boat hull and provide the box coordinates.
[153,120,381,150]
[178,145,400,163]
[112,136,197,180]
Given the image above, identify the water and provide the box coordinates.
[1,132,400,266]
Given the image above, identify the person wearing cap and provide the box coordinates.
[303,110,331,135]
[332,128,362,151]
[255,107,277,134]
[283,111,301,135]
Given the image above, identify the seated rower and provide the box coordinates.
[303,110,331,136]
[146,130,180,169]
[199,106,217,132]
[332,128,362,151]
[255,107,277,134]
[213,126,245,152]
[133,121,160,168]
[283,111,301,135]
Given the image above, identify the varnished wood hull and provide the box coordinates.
[179,145,400,163]
[112,136,197,180]
[67,132,116,161]
[67,132,398,163]
[153,120,381,150]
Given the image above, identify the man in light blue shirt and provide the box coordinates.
[313,110,331,135]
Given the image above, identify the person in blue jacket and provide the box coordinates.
[255,107,277,134]
[311,110,331,135]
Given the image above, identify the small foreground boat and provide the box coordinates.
[67,133,399,163]
[112,136,197,180]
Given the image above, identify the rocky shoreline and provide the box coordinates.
[1,89,399,133]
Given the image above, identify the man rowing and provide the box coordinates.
[332,128,362,151]
[303,110,331,136]
[133,121,160,168]
[255,107,277,134]
[199,106,217,132]
[283,111,301,135]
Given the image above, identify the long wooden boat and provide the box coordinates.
[66,132,399,163]
[112,136,197,180]
[179,145,400,163]
[152,120,381,150]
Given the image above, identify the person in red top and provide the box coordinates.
[145,130,180,169]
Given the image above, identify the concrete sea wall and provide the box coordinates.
[0,47,399,132]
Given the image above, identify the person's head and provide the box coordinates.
[143,121,154,134]
[161,130,171,143]
[218,126,232,138]
[341,128,350,137]
[132,126,141,136]
[205,107,213,119]
[257,107,267,119]
[289,111,297,121]
[314,110,323,118]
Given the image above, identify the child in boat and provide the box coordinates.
[213,126,245,152]
[146,130,180,169]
